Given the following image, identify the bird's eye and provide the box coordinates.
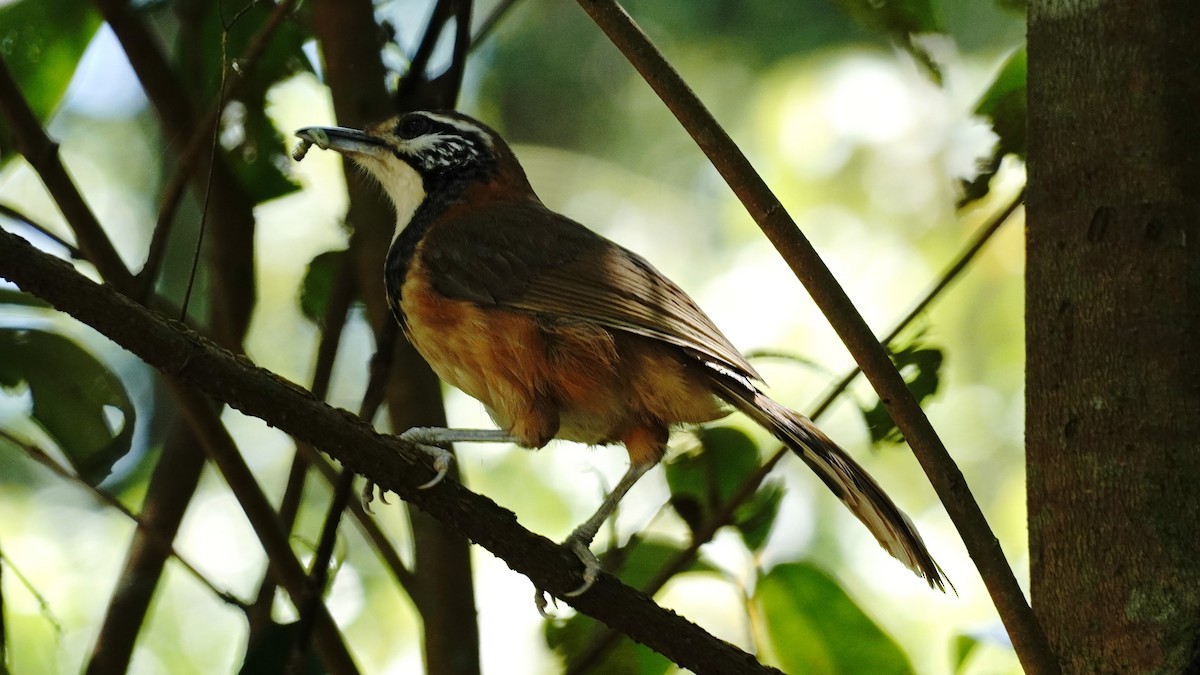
[397,115,431,139]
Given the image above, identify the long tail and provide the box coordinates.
[704,364,947,591]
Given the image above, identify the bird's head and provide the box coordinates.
[295,110,532,225]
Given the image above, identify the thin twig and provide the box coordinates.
[572,3,1057,672]
[470,0,522,49]
[135,0,298,302]
[568,187,1027,673]
[0,548,62,636]
[0,429,246,609]
[0,204,82,259]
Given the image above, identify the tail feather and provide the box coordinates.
[705,364,947,591]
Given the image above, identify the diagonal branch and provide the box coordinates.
[0,59,132,288]
[570,188,1028,673]
[570,3,1059,674]
[0,49,355,674]
[0,429,245,610]
[0,227,781,675]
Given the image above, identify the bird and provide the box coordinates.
[293,110,946,598]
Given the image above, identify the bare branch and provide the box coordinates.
[570,3,1058,673]
[570,188,1027,672]
[0,58,133,288]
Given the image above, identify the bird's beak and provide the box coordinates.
[294,126,386,158]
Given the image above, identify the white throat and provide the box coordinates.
[366,158,426,244]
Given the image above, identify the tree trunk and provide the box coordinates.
[1027,2,1200,672]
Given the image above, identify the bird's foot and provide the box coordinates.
[533,532,604,615]
[563,535,602,597]
[398,428,454,489]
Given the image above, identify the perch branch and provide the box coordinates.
[0,227,781,675]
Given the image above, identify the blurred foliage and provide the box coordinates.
[0,0,101,160]
[544,539,714,674]
[238,621,325,675]
[0,328,135,485]
[961,46,1026,205]
[666,426,783,552]
[832,0,944,83]
[756,562,915,674]
[953,633,982,673]
[480,0,866,160]
[299,248,347,325]
[178,0,310,203]
[861,341,944,445]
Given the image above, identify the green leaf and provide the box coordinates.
[299,249,348,325]
[861,343,943,445]
[960,47,1026,205]
[0,0,102,160]
[734,480,783,552]
[185,1,313,203]
[755,562,914,675]
[545,540,709,675]
[0,328,136,484]
[952,634,981,673]
[0,288,50,309]
[667,427,759,504]
[832,0,944,83]
[666,427,784,550]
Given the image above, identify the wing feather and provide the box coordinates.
[420,199,760,380]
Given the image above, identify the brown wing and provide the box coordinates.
[420,199,761,380]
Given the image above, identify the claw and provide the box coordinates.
[563,537,602,597]
[399,428,454,489]
[534,589,557,617]
[361,480,377,514]
[530,537,604,613]
[415,446,451,489]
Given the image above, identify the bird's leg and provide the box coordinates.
[535,461,654,612]
[399,427,517,489]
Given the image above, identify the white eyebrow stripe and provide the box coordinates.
[421,112,493,148]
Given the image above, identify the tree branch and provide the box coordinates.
[92,0,257,345]
[570,3,1059,673]
[570,188,1028,673]
[0,46,354,673]
[0,58,132,288]
[0,228,781,675]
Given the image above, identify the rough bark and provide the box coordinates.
[1027,2,1200,672]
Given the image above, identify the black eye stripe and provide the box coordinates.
[391,114,495,177]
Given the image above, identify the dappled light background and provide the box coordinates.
[0,0,1025,672]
